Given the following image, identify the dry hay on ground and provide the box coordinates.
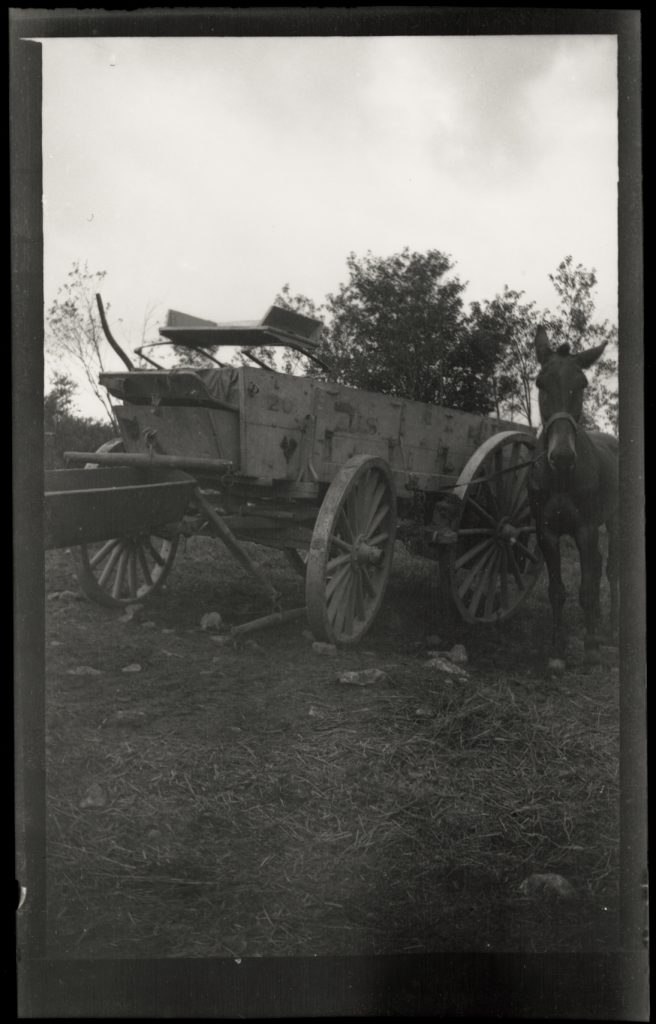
[44,539,620,957]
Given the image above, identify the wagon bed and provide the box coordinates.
[48,300,543,643]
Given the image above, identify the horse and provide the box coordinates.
[528,326,619,672]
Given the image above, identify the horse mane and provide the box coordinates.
[556,343,571,356]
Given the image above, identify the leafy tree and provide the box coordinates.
[316,249,505,414]
[468,287,545,427]
[545,256,618,431]
[44,374,114,468]
[469,258,618,432]
[46,261,115,423]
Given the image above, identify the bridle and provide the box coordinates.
[542,410,579,438]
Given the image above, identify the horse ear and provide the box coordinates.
[534,326,552,365]
[574,341,608,369]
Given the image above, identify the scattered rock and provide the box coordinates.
[336,668,390,687]
[141,621,157,629]
[58,590,80,601]
[147,829,162,840]
[415,705,435,718]
[200,612,224,632]
[425,634,441,648]
[121,663,142,674]
[210,635,233,647]
[313,642,337,656]
[118,603,144,623]
[302,629,315,641]
[161,628,175,635]
[79,783,107,809]
[111,709,147,726]
[66,666,103,677]
[446,644,468,666]
[47,591,62,601]
[425,654,468,678]
[519,873,575,899]
[50,640,62,648]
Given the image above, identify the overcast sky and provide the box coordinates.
[42,34,618,408]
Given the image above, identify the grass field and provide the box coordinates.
[44,534,619,958]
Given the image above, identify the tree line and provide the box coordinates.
[45,251,618,449]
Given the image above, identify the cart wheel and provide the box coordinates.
[306,455,396,646]
[283,549,308,578]
[73,439,180,608]
[444,431,543,623]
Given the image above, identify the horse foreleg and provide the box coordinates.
[575,524,602,664]
[539,527,567,671]
[606,515,619,640]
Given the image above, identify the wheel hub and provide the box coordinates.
[496,518,519,545]
[352,537,383,565]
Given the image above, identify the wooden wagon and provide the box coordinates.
[45,300,543,644]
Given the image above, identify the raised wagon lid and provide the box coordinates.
[158,304,323,350]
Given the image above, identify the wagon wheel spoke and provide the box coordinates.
[111,546,130,600]
[136,542,154,588]
[144,538,166,567]
[363,479,388,535]
[499,547,510,612]
[360,563,377,598]
[327,552,352,573]
[89,537,121,568]
[365,501,391,541]
[126,545,138,599]
[507,545,526,590]
[97,541,125,589]
[306,456,396,646]
[326,562,352,600]
[337,507,355,544]
[510,464,532,518]
[457,543,496,600]
[493,447,507,510]
[455,536,495,570]
[73,441,181,609]
[483,551,503,619]
[462,547,499,616]
[354,570,366,621]
[465,496,496,527]
[447,431,543,623]
[514,539,540,564]
[366,530,389,548]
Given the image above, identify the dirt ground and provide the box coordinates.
[44,535,619,958]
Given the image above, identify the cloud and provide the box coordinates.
[42,33,618,348]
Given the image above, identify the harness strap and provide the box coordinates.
[543,411,579,435]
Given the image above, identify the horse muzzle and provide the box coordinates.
[544,411,578,474]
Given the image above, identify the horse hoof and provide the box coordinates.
[548,658,566,675]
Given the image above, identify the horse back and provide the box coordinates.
[586,431,619,518]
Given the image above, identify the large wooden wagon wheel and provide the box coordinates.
[306,455,396,646]
[443,430,543,623]
[73,439,180,608]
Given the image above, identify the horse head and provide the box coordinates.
[534,326,606,475]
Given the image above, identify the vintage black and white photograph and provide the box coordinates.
[13,9,645,1019]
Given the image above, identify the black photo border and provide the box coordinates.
[12,8,646,1019]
